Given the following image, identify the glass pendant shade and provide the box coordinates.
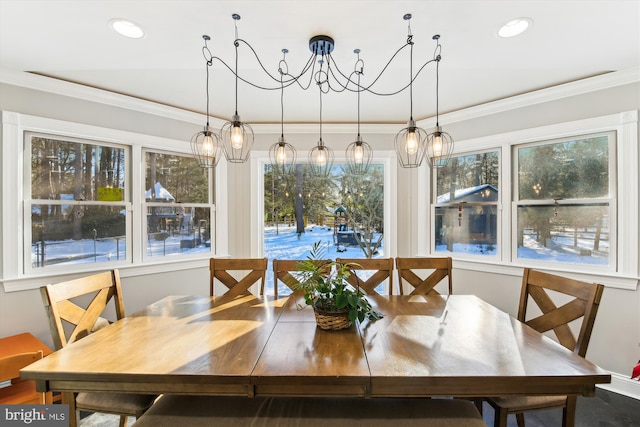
[426,125,454,168]
[308,139,334,177]
[191,126,223,169]
[221,114,254,163]
[345,135,373,175]
[269,136,297,175]
[394,119,428,168]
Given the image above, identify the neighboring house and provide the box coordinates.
[435,184,498,247]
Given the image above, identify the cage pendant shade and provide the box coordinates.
[346,136,373,175]
[394,120,428,168]
[191,125,223,168]
[426,126,454,168]
[221,115,254,163]
[269,136,297,175]
[309,139,334,177]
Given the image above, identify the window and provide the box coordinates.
[144,151,213,257]
[425,111,637,285]
[28,133,128,269]
[433,151,500,257]
[261,160,390,296]
[514,133,614,266]
[1,111,220,290]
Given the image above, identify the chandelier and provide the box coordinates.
[192,13,453,170]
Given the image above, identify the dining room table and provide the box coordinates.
[20,292,611,401]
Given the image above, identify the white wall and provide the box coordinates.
[1,72,639,398]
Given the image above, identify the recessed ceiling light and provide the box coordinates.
[497,17,533,38]
[109,19,145,39]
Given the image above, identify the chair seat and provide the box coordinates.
[77,392,156,416]
[132,395,487,427]
[490,395,567,411]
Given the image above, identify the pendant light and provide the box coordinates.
[269,49,296,175]
[394,14,428,168]
[220,14,254,163]
[425,35,454,168]
[308,62,334,177]
[190,35,223,169]
[345,49,372,175]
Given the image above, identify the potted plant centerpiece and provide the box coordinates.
[295,242,383,330]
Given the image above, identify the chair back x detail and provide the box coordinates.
[336,258,394,295]
[271,259,332,298]
[41,270,125,350]
[395,257,453,296]
[519,268,604,357]
[210,258,268,297]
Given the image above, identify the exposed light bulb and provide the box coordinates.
[315,148,327,166]
[432,133,443,157]
[276,144,287,163]
[354,144,364,164]
[202,134,215,156]
[231,124,243,149]
[405,130,418,155]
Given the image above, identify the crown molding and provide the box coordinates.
[0,68,221,126]
[418,67,640,127]
[2,66,638,132]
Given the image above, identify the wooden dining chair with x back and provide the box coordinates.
[40,269,157,427]
[395,257,453,296]
[483,268,605,427]
[210,258,268,298]
[335,257,394,296]
[271,259,332,298]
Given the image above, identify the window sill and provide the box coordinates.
[445,257,638,291]
[1,257,212,293]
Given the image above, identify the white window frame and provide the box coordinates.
[249,151,397,263]
[1,111,226,292]
[430,147,502,261]
[141,148,215,262]
[511,131,616,271]
[25,131,132,274]
[419,110,638,290]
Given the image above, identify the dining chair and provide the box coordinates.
[335,257,394,295]
[484,268,605,427]
[0,350,52,404]
[271,259,332,298]
[40,269,157,427]
[210,258,268,297]
[395,257,453,295]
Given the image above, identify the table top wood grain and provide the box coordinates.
[20,293,610,398]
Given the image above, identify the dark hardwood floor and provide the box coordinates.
[479,388,640,427]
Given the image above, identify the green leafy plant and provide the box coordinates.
[295,241,383,324]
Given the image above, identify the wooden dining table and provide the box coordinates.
[20,293,611,400]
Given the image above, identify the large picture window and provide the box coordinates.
[433,151,500,256]
[263,163,386,296]
[515,133,614,266]
[28,133,128,268]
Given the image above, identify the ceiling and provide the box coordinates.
[1,0,639,125]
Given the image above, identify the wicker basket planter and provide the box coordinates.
[313,307,351,331]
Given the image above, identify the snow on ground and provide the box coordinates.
[264,224,384,296]
[32,222,607,297]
